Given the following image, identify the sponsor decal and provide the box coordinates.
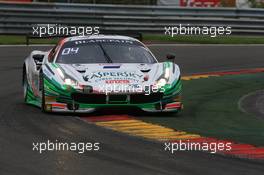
[105,80,130,84]
[75,39,134,45]
[84,71,143,83]
[180,0,221,7]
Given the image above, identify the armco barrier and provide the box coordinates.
[0,2,264,36]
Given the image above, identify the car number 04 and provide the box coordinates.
[62,47,79,55]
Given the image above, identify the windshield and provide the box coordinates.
[56,39,156,64]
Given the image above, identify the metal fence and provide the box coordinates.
[1,2,264,36]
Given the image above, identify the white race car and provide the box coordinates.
[23,35,182,113]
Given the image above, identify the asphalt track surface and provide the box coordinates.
[0,45,264,175]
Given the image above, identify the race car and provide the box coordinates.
[23,35,182,113]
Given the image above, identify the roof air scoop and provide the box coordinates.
[140,69,151,73]
[77,69,86,73]
[73,64,86,73]
[139,64,151,73]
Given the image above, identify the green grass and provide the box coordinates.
[143,34,264,44]
[1,34,264,45]
[0,35,59,45]
[141,73,264,146]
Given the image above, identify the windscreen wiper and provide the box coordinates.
[98,43,113,63]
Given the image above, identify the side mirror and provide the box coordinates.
[33,54,44,62]
[32,54,44,70]
[166,54,175,60]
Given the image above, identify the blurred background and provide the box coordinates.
[1,0,264,8]
[1,0,264,45]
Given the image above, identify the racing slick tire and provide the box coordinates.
[23,70,28,102]
[40,72,47,113]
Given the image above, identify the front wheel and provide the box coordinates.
[40,73,47,112]
[23,72,28,102]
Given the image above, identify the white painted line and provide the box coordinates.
[238,90,260,114]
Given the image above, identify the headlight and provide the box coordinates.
[164,67,170,79]
[56,68,64,79]
[64,78,77,86]
[156,67,170,87]
[55,67,82,89]
[157,78,167,87]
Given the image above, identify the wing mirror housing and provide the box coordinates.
[32,53,44,70]
[166,54,175,61]
[33,54,44,62]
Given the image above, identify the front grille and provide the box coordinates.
[71,93,106,104]
[130,93,163,104]
[108,95,127,103]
